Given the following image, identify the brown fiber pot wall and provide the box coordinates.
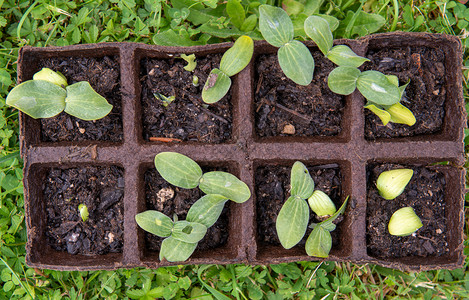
[18,32,466,271]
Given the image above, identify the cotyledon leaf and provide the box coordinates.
[220,35,254,77]
[305,225,332,257]
[278,40,314,86]
[259,5,294,47]
[172,221,207,244]
[135,210,173,237]
[327,66,361,95]
[356,71,401,106]
[199,171,251,203]
[159,236,198,262]
[154,152,203,189]
[290,161,314,199]
[304,15,333,56]
[276,195,309,249]
[202,68,231,104]
[64,81,113,120]
[6,80,66,119]
[186,194,228,228]
[365,103,391,126]
[326,45,370,67]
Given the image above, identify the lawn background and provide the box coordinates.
[0,0,468,299]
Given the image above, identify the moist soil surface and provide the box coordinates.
[140,54,232,143]
[144,167,230,253]
[366,164,448,258]
[39,56,123,142]
[44,166,124,255]
[364,47,446,139]
[254,51,345,138]
[255,164,342,247]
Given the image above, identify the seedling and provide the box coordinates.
[276,161,347,257]
[304,16,416,126]
[135,152,251,262]
[202,35,253,103]
[181,54,197,72]
[258,5,314,86]
[78,204,89,222]
[6,68,113,120]
[388,207,423,236]
[376,168,413,200]
[153,92,176,107]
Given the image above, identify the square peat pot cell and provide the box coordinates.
[135,44,238,145]
[24,164,125,270]
[252,42,351,143]
[366,162,465,271]
[253,160,353,264]
[17,45,123,147]
[137,161,245,267]
[362,33,464,142]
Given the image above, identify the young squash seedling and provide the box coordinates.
[202,35,253,103]
[276,161,347,258]
[304,16,416,126]
[6,68,113,120]
[135,152,251,262]
[258,5,314,86]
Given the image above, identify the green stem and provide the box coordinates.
[391,0,399,31]
[0,257,35,299]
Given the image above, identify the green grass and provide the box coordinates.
[0,0,468,299]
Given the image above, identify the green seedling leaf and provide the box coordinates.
[154,92,175,107]
[159,236,197,262]
[154,152,203,189]
[327,66,361,95]
[172,221,207,243]
[6,80,66,119]
[304,15,333,56]
[187,194,228,227]
[226,0,245,29]
[290,161,314,199]
[326,45,370,67]
[135,210,174,237]
[276,195,309,249]
[259,5,294,47]
[64,81,113,120]
[202,68,232,104]
[356,71,401,106]
[199,171,251,203]
[315,14,340,32]
[364,104,391,126]
[386,102,416,126]
[33,68,68,87]
[278,40,314,86]
[385,74,399,87]
[78,204,89,222]
[305,225,332,257]
[220,35,254,77]
[181,54,197,72]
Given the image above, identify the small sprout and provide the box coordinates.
[308,190,336,217]
[33,68,68,87]
[388,207,423,236]
[192,75,199,87]
[181,54,197,72]
[78,204,89,222]
[376,168,413,200]
[154,92,175,107]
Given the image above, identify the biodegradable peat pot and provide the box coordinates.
[19,32,465,271]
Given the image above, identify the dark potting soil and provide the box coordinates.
[254,52,345,138]
[144,167,230,253]
[366,164,448,258]
[364,47,446,139]
[255,164,342,247]
[140,54,232,143]
[39,56,123,142]
[44,166,124,255]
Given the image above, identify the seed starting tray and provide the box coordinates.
[19,32,466,271]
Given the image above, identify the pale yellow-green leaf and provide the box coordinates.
[327,66,360,95]
[199,171,251,203]
[376,169,413,200]
[202,69,231,104]
[65,81,112,120]
[33,68,68,87]
[220,35,254,77]
[276,195,309,249]
[278,40,314,86]
[159,236,198,262]
[326,45,370,67]
[388,207,423,236]
[365,104,391,126]
[304,15,333,56]
[386,102,416,126]
[154,152,203,189]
